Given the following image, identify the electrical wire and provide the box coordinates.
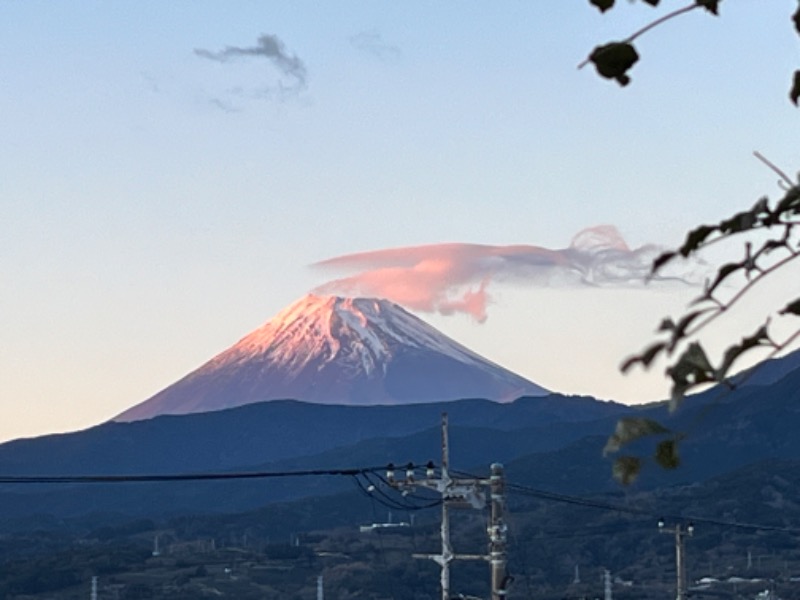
[0,466,389,485]
[351,472,416,511]
[359,471,442,511]
[5,461,799,535]
[363,471,442,509]
[505,480,800,535]
[450,468,800,535]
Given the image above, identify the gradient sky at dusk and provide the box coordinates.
[2,2,799,442]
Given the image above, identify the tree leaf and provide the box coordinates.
[589,0,615,12]
[658,318,676,333]
[793,5,800,37]
[666,310,709,352]
[716,324,771,380]
[672,342,714,376]
[792,70,800,106]
[679,224,716,256]
[641,0,660,5]
[589,42,639,86]
[655,439,680,470]
[705,261,745,296]
[751,195,770,215]
[743,196,772,228]
[612,456,642,485]
[780,297,800,316]
[667,342,715,406]
[652,251,677,273]
[719,208,759,234]
[761,239,788,253]
[604,417,670,455]
[695,0,721,15]
[775,185,800,215]
[620,342,667,373]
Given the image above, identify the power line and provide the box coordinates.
[4,462,800,535]
[503,479,800,535]
[352,471,441,512]
[0,465,392,485]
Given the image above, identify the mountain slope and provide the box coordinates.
[115,295,548,421]
[0,395,632,521]
[0,396,628,478]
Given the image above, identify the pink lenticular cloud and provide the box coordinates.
[313,225,690,322]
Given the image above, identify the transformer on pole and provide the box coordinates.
[387,413,509,600]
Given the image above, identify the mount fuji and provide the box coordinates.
[114,294,548,422]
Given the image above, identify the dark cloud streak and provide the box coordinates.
[195,34,307,89]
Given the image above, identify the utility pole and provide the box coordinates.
[90,576,98,600]
[488,462,508,600]
[387,413,508,600]
[658,519,694,600]
[603,569,612,600]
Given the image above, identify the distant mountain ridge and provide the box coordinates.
[2,348,800,522]
[115,295,548,422]
[2,396,627,477]
[0,395,631,520]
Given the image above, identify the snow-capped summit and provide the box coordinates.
[113,294,548,422]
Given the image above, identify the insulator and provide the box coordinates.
[426,460,435,479]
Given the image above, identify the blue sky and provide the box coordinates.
[2,2,799,442]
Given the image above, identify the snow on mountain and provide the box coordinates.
[113,294,549,422]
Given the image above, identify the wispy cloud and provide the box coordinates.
[349,30,401,61]
[195,33,307,91]
[313,225,699,322]
[208,97,240,113]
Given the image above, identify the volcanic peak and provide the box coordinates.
[113,293,548,421]
[207,294,497,379]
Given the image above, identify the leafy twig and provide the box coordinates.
[681,251,800,343]
[578,3,702,70]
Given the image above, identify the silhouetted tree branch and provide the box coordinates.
[580,0,800,483]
